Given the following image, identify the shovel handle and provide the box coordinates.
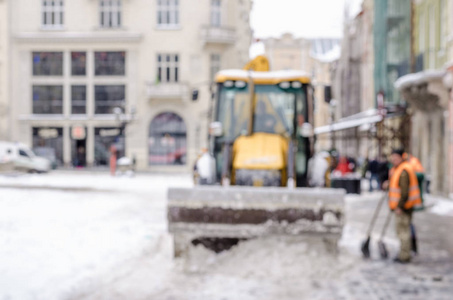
[379,210,393,240]
[366,193,387,236]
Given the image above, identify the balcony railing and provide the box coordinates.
[147,82,189,101]
[200,25,236,45]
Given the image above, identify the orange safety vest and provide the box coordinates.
[388,161,421,210]
[403,153,424,173]
[407,156,424,173]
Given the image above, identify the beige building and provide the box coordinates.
[0,0,9,140]
[262,33,311,72]
[5,0,252,171]
[328,2,380,159]
[443,0,453,197]
[395,0,450,196]
[262,33,341,152]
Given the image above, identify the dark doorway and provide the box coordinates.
[72,139,87,167]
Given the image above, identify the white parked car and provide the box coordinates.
[0,141,51,173]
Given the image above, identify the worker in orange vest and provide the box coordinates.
[387,148,422,263]
[403,152,425,204]
[404,153,424,173]
[110,144,117,176]
[403,152,425,255]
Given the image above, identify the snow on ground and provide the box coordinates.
[0,171,192,194]
[428,196,453,217]
[0,172,191,300]
[1,172,452,300]
[0,172,361,300]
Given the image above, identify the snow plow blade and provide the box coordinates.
[167,186,346,256]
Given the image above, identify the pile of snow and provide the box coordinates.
[97,235,360,300]
[0,172,192,193]
[429,198,453,216]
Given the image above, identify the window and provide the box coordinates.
[33,52,63,76]
[95,127,125,165]
[149,112,186,165]
[42,0,64,28]
[210,54,221,80]
[71,85,86,114]
[71,52,86,76]
[95,85,125,114]
[157,0,179,27]
[440,0,446,50]
[157,54,179,83]
[429,5,435,68]
[211,0,221,27]
[95,51,126,76]
[32,85,63,114]
[19,149,31,158]
[419,11,425,53]
[33,127,64,167]
[100,0,122,28]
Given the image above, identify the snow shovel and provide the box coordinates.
[361,193,387,258]
[377,210,393,259]
[411,223,418,255]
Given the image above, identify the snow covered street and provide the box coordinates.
[0,172,191,300]
[1,172,453,299]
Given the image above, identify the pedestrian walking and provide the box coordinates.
[361,157,369,179]
[335,156,351,175]
[377,155,390,190]
[367,157,379,191]
[384,148,422,263]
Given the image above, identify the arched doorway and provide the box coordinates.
[149,112,187,165]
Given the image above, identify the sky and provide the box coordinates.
[250,0,363,39]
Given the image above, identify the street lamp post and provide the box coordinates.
[111,106,136,175]
[329,99,337,150]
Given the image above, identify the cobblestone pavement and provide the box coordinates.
[310,192,453,300]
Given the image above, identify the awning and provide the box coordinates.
[314,113,383,135]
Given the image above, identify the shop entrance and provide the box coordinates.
[32,127,63,169]
[73,139,86,167]
[71,126,87,167]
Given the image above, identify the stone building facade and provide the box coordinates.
[395,0,450,195]
[2,0,252,171]
[0,0,9,140]
[325,0,378,159]
[262,33,341,152]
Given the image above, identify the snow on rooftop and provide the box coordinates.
[311,44,341,63]
[394,70,446,90]
[314,109,382,135]
[217,69,310,80]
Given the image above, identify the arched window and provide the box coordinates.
[149,112,187,165]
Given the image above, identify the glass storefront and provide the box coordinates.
[32,127,63,168]
[149,112,186,165]
[94,127,125,166]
